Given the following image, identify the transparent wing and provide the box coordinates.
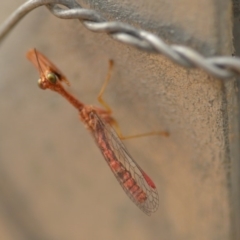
[91,112,159,215]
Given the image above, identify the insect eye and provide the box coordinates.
[46,72,58,84]
[37,78,45,89]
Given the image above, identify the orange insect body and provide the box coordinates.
[26,49,159,215]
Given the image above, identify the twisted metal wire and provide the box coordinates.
[0,0,239,79]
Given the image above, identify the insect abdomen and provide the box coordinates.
[109,159,147,203]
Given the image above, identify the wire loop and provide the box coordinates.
[0,0,238,80]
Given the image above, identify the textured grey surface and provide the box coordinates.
[1,1,240,79]
[0,1,239,240]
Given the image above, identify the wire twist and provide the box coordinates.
[0,0,239,80]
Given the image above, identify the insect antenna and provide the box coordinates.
[33,48,45,77]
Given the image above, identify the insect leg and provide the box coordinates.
[110,118,169,140]
[97,59,169,139]
[97,59,114,113]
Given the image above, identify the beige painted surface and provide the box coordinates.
[0,1,238,240]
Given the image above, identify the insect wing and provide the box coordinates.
[91,112,159,215]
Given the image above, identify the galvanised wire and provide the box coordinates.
[0,0,239,80]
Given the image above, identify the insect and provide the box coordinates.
[27,49,168,215]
